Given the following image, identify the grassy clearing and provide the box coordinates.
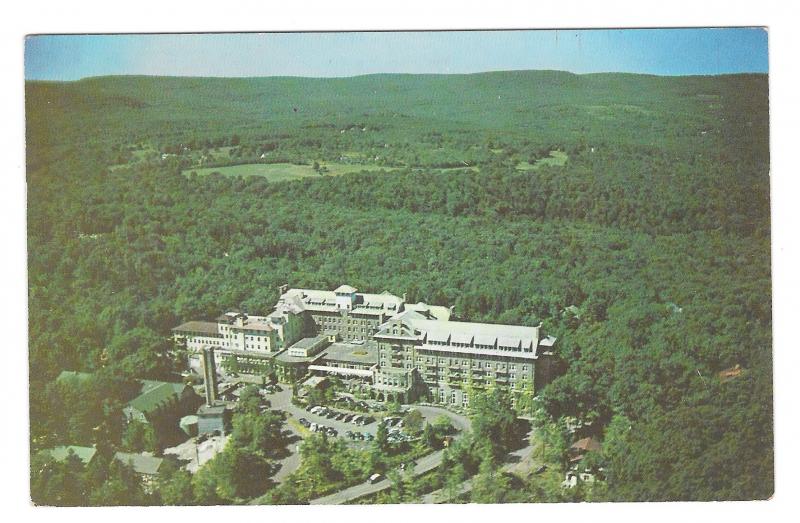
[182,162,400,181]
[516,150,568,171]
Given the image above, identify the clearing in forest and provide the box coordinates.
[182,162,401,181]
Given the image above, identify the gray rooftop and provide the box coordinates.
[319,341,379,366]
[377,316,541,355]
[275,349,324,364]
[290,335,328,350]
[172,321,220,336]
[416,318,538,346]
[280,286,404,316]
[114,452,164,476]
[198,404,227,415]
[403,302,452,321]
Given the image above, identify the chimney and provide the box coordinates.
[202,347,218,406]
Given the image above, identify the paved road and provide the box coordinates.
[309,404,471,505]
[420,429,536,503]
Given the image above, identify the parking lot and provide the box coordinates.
[270,388,382,438]
[254,383,471,485]
[299,405,376,437]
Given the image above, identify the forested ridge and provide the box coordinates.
[27,70,771,502]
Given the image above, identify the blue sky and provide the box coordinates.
[25,28,768,81]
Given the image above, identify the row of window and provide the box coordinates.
[427,339,526,351]
[376,376,405,387]
[189,338,267,351]
[220,333,270,342]
[436,381,521,404]
[316,315,377,326]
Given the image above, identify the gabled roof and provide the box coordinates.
[45,445,97,465]
[403,302,452,321]
[571,437,602,453]
[539,335,557,347]
[114,452,164,475]
[172,321,220,335]
[410,318,539,350]
[127,381,190,414]
[281,286,403,315]
[451,333,474,345]
[374,319,424,340]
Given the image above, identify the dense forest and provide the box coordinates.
[26,70,771,502]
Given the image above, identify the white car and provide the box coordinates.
[368,473,383,484]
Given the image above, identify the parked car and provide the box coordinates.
[310,423,319,432]
[343,414,354,423]
[326,427,338,437]
[345,430,354,439]
[368,473,383,484]
[365,433,374,441]
[299,417,311,428]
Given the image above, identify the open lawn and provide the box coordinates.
[516,150,568,171]
[183,162,401,181]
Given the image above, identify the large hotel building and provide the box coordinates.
[173,285,557,407]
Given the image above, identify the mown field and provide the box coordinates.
[182,162,402,181]
[516,150,569,170]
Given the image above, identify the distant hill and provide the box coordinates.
[26,70,769,158]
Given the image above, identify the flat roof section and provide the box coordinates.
[319,341,379,366]
[289,335,329,350]
[275,349,323,365]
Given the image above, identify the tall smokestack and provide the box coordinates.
[202,346,218,406]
